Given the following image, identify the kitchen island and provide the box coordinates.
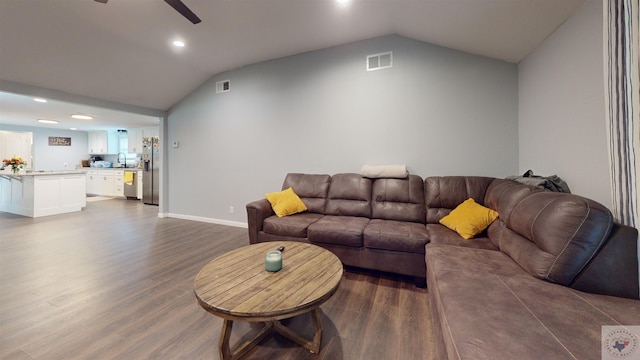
[0,170,87,217]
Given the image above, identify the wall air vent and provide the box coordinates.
[366,51,393,72]
[216,80,230,93]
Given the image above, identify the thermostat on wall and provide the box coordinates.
[172,141,179,148]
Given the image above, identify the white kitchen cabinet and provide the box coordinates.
[98,172,115,197]
[86,170,99,195]
[88,131,118,154]
[35,176,86,216]
[87,131,103,154]
[127,128,144,154]
[113,170,124,197]
[86,169,128,197]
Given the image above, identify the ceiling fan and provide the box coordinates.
[94,0,201,24]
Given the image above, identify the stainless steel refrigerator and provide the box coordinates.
[142,137,160,205]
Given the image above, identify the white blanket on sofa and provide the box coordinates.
[360,164,408,178]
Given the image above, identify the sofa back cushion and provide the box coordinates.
[424,176,495,223]
[325,173,372,217]
[484,179,544,248]
[371,175,426,223]
[484,179,543,221]
[496,192,613,286]
[282,173,331,214]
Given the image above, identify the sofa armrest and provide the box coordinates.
[246,199,274,244]
[570,222,639,299]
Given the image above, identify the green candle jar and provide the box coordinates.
[265,250,282,272]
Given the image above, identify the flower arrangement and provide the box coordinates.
[2,156,27,174]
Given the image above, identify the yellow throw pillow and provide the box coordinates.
[264,187,308,217]
[439,198,499,239]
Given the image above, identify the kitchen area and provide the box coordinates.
[0,127,160,218]
[0,90,165,218]
[84,128,160,205]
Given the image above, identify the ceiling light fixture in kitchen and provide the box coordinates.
[38,119,58,124]
[71,114,93,120]
[173,40,185,47]
[33,98,48,103]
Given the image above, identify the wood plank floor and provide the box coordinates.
[0,199,435,359]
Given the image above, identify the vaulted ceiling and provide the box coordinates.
[0,0,585,130]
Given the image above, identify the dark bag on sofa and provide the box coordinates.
[507,170,571,193]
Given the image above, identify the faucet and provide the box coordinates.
[118,153,126,168]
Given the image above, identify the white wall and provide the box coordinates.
[0,124,88,171]
[167,35,519,223]
[518,0,612,209]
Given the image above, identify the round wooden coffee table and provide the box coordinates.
[194,241,343,359]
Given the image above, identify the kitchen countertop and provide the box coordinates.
[0,168,144,177]
[1,170,87,177]
[83,168,143,171]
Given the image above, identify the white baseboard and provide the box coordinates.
[166,212,248,228]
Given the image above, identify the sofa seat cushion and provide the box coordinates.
[308,215,370,247]
[426,224,497,250]
[426,243,522,276]
[426,243,640,360]
[263,213,324,238]
[363,219,429,254]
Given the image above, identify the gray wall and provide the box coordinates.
[167,35,519,223]
[518,0,611,209]
[0,124,88,171]
[518,0,638,291]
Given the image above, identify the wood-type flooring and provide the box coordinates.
[0,199,435,359]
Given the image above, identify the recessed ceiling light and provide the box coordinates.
[70,128,77,130]
[173,40,185,47]
[71,114,93,120]
[336,0,350,6]
[33,98,48,103]
[38,119,58,124]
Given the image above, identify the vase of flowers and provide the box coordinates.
[2,156,27,174]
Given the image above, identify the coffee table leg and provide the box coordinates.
[272,308,324,354]
[218,320,275,360]
[310,308,323,353]
[219,319,233,360]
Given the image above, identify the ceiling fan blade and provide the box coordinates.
[163,0,201,24]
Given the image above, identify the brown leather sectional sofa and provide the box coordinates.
[247,173,430,284]
[246,173,640,359]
